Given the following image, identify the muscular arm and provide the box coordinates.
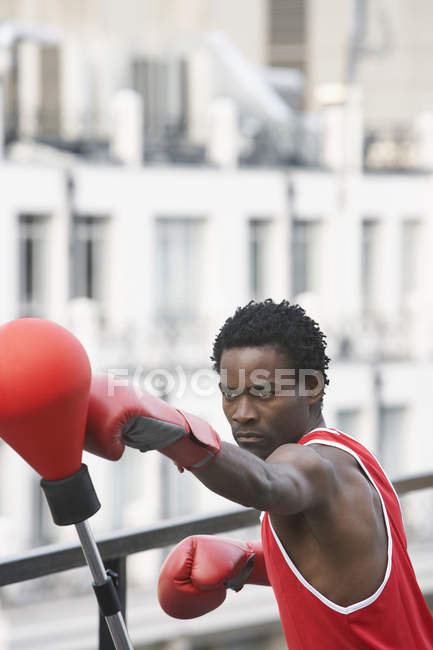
[83,377,336,516]
[193,441,337,516]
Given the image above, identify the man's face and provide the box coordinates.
[219,345,316,460]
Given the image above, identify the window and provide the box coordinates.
[292,220,322,297]
[249,219,270,300]
[132,57,188,158]
[336,409,360,437]
[18,214,48,317]
[401,220,420,304]
[268,0,306,69]
[160,455,196,519]
[5,42,61,142]
[377,405,406,478]
[155,218,204,325]
[111,452,142,529]
[32,476,56,546]
[71,216,108,303]
[39,44,61,139]
[5,42,19,142]
[361,219,379,315]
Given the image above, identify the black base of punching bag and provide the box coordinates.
[41,463,101,525]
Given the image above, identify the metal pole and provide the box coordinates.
[0,77,4,159]
[99,557,127,650]
[347,0,393,84]
[347,0,366,84]
[0,45,8,160]
[75,520,134,650]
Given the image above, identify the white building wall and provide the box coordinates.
[1,162,432,523]
[0,3,432,646]
[0,161,292,552]
[1,143,433,650]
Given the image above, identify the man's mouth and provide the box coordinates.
[235,431,266,445]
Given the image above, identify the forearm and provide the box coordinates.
[192,440,334,515]
[192,441,275,511]
[82,376,331,515]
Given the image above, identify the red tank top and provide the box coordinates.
[261,428,433,649]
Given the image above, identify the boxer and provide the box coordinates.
[85,300,433,649]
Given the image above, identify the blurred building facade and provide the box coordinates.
[0,1,433,648]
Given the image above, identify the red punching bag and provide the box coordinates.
[0,318,91,480]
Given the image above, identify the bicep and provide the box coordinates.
[192,441,336,515]
[263,444,337,516]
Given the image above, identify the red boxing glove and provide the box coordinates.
[158,535,269,619]
[84,374,221,471]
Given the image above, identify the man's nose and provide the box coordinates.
[231,394,258,424]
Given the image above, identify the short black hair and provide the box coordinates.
[211,299,330,391]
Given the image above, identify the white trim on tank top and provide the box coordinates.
[266,429,393,615]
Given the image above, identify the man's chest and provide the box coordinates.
[269,511,326,583]
[267,507,388,607]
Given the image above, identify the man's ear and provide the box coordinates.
[308,389,323,407]
[301,369,324,405]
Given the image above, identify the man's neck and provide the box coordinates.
[306,409,326,434]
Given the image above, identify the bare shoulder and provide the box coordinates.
[308,442,359,473]
[267,441,366,486]
[266,441,335,474]
[307,442,367,488]
[306,442,381,521]
[266,441,374,514]
[266,442,338,507]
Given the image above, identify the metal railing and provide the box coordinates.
[0,508,260,649]
[0,473,432,649]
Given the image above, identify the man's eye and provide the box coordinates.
[250,387,273,399]
[222,391,238,401]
